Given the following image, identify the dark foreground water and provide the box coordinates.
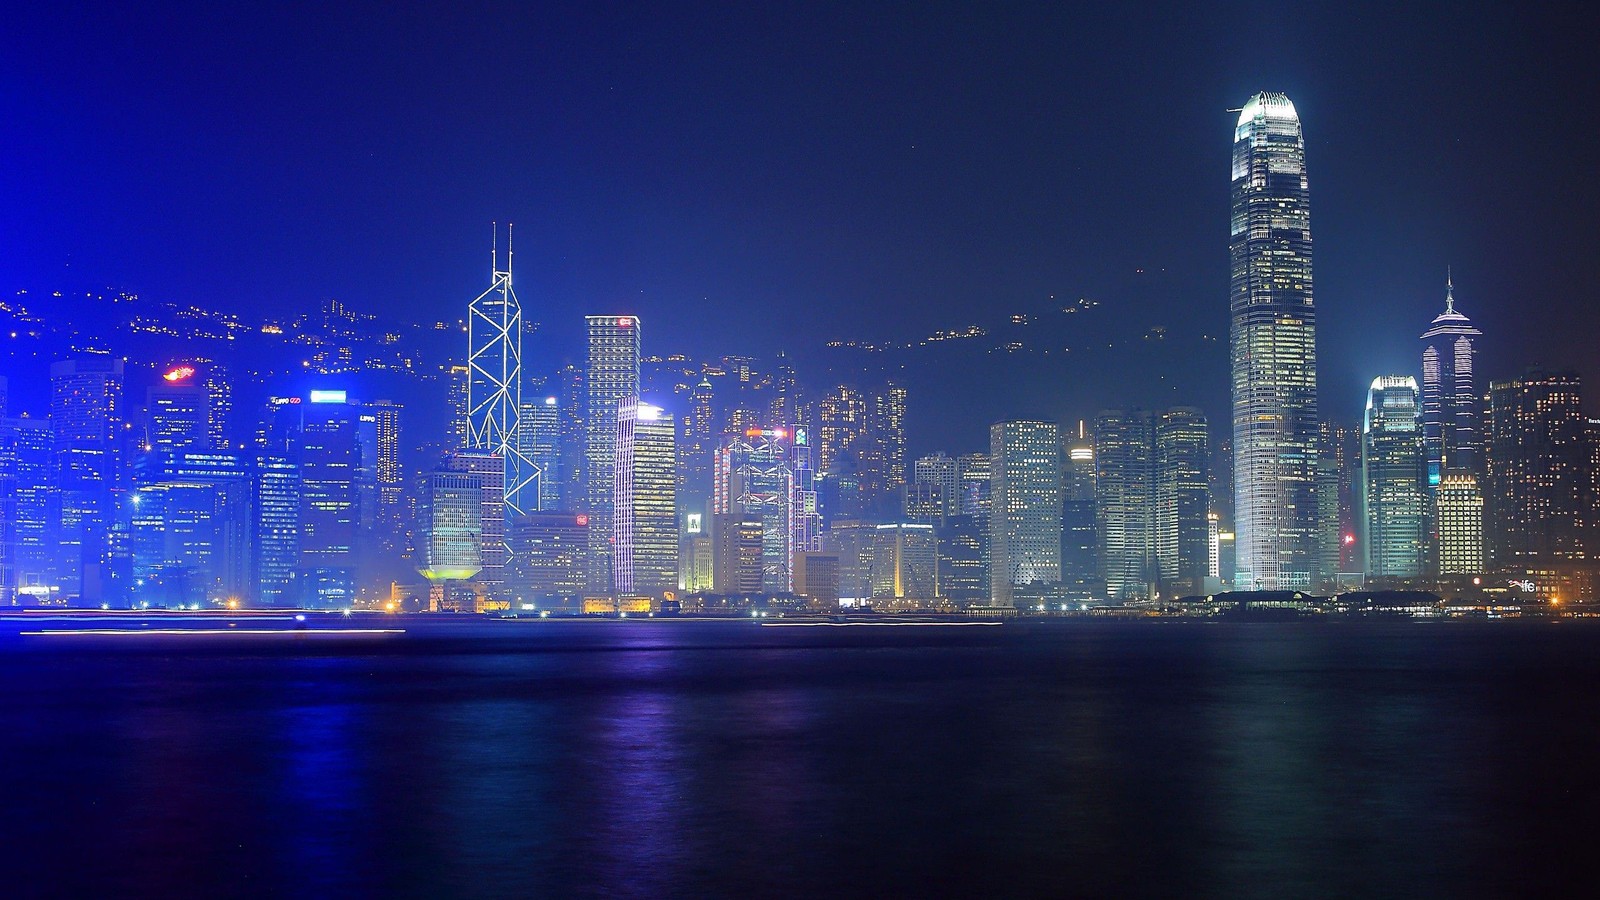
[3,618,1599,897]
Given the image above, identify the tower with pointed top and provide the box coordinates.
[467,224,539,515]
[1229,91,1318,590]
[1420,271,1483,483]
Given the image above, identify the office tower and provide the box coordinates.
[1486,371,1590,574]
[1094,410,1153,601]
[203,364,232,449]
[681,513,714,593]
[1361,377,1427,579]
[957,452,991,517]
[614,401,678,596]
[251,452,300,606]
[1154,408,1210,595]
[420,469,484,612]
[519,395,560,510]
[821,520,876,603]
[294,392,363,606]
[557,363,585,511]
[146,366,211,451]
[447,363,470,449]
[769,353,802,427]
[1316,420,1360,581]
[466,231,538,514]
[445,450,506,602]
[1436,472,1485,575]
[913,452,961,518]
[711,514,764,594]
[0,416,53,604]
[1421,273,1483,482]
[1230,91,1317,590]
[989,421,1062,606]
[1060,421,1098,595]
[679,376,716,517]
[585,315,641,590]
[361,399,405,565]
[792,551,840,607]
[870,523,938,603]
[712,425,820,591]
[50,357,124,602]
[507,511,588,609]
[937,514,987,603]
[130,450,250,607]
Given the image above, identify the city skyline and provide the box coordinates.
[4,3,1597,454]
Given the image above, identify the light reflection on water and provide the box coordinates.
[2,620,1597,896]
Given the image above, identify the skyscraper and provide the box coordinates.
[146,366,211,451]
[870,523,938,604]
[585,315,641,590]
[250,451,299,607]
[466,229,538,514]
[1060,422,1098,596]
[1361,377,1427,579]
[1154,407,1210,595]
[1486,371,1590,577]
[1094,410,1152,601]
[290,393,362,607]
[130,450,251,607]
[1230,91,1318,590]
[519,395,560,511]
[444,449,506,604]
[614,401,678,596]
[912,452,961,519]
[1435,472,1485,576]
[419,469,484,612]
[0,415,53,604]
[1420,272,1483,482]
[50,357,125,602]
[989,420,1062,606]
[712,424,819,591]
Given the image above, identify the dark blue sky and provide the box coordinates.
[3,1,1596,448]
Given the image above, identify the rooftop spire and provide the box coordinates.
[1445,266,1455,315]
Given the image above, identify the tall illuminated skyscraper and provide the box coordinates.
[614,401,677,596]
[989,420,1061,606]
[466,227,538,514]
[1420,272,1483,483]
[585,315,641,590]
[1229,91,1318,590]
[1361,377,1427,578]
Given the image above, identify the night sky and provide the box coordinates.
[4,1,1596,451]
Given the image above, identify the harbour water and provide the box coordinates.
[3,618,1597,896]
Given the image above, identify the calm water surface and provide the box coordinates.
[3,618,1598,897]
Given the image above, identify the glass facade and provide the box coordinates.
[1230,92,1318,590]
[1420,275,1483,483]
[1361,377,1427,578]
